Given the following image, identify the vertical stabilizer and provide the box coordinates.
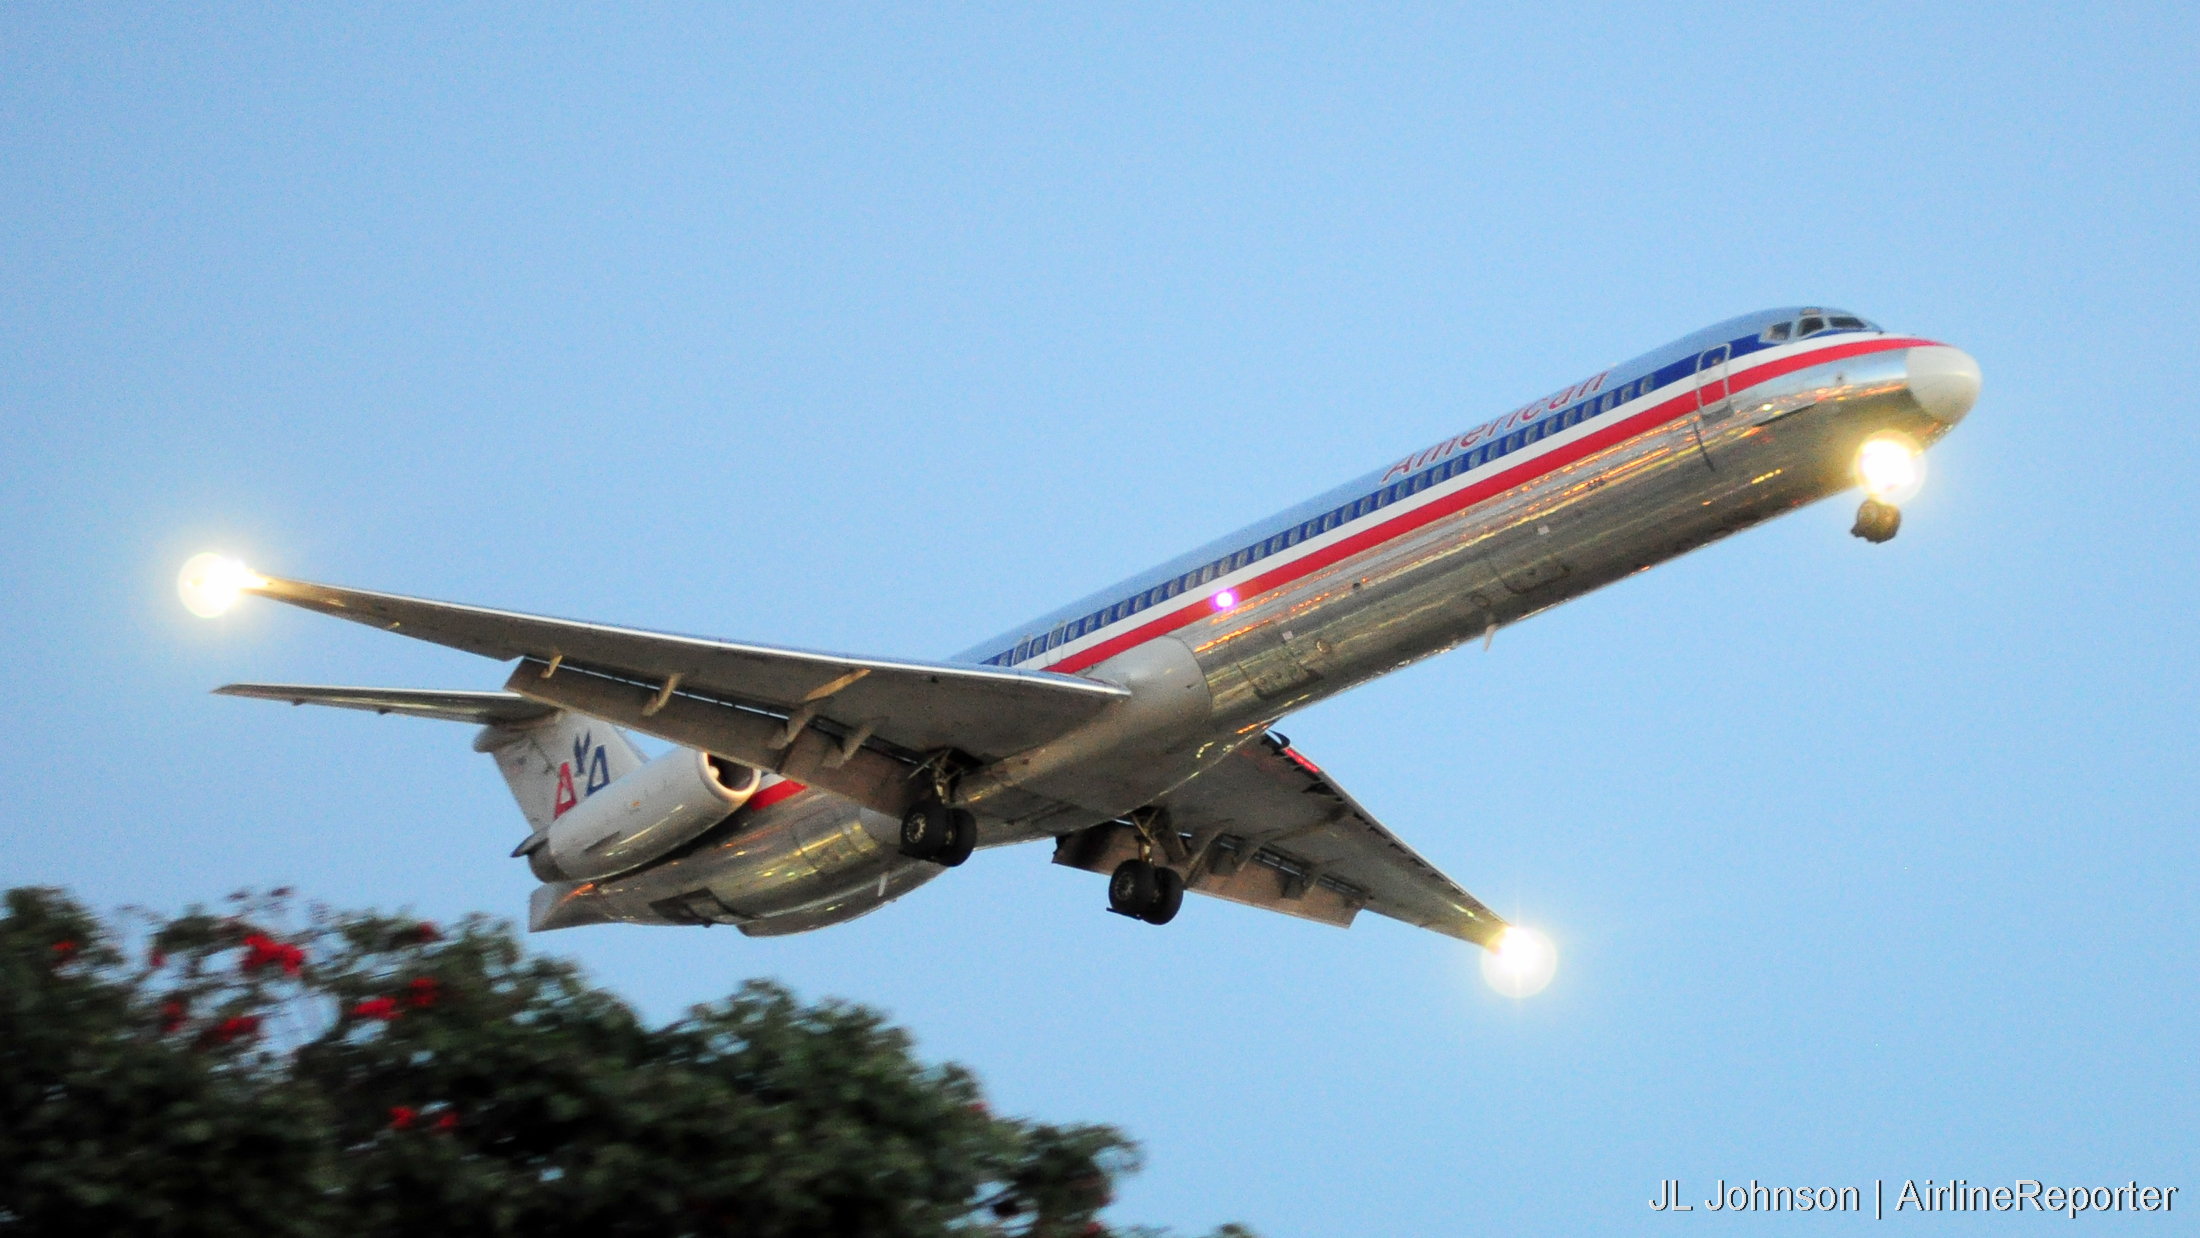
[473,713,648,834]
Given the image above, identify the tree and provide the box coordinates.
[0,887,1249,1238]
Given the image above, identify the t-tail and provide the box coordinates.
[212,683,764,889]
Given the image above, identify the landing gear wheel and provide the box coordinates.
[1141,867,1185,925]
[1108,859,1158,917]
[938,809,977,868]
[1851,498,1901,543]
[899,802,951,860]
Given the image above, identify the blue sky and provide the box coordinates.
[5,5,2195,1233]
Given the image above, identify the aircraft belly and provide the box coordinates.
[539,790,937,932]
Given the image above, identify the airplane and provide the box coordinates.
[185,306,1977,984]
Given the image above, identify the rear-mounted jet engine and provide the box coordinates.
[515,748,760,882]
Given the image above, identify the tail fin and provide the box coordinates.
[473,712,646,833]
[215,683,647,834]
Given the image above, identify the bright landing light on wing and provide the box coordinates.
[177,553,264,617]
[1210,588,1238,612]
[1480,925,1557,998]
[1856,434,1924,505]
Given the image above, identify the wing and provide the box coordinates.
[1052,732,1507,946]
[240,574,1129,815]
[214,684,558,725]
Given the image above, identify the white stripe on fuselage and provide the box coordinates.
[1023,331,1886,671]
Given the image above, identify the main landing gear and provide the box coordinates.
[899,801,976,867]
[1108,858,1185,925]
[1851,498,1901,544]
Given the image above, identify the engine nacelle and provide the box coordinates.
[523,748,759,882]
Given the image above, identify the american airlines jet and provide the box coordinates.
[186,307,1978,985]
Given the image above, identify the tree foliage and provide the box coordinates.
[0,888,1246,1238]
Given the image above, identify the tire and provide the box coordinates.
[1851,499,1901,544]
[900,803,950,859]
[1108,859,1157,917]
[1142,867,1185,925]
[938,809,977,867]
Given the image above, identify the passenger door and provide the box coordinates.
[1695,344,1732,424]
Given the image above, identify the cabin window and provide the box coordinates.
[1797,315,1825,337]
[1764,321,1792,342]
[1829,315,1866,329]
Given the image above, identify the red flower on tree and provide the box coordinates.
[148,948,168,970]
[159,1000,188,1033]
[353,996,401,1021]
[411,922,442,944]
[240,933,305,976]
[213,1015,260,1043]
[50,939,76,960]
[433,1112,458,1133]
[406,976,440,1008]
[388,1106,417,1130]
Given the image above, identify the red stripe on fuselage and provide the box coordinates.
[745,779,808,812]
[1046,336,1930,676]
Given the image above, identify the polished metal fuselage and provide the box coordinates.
[1197,344,1930,725]
[556,320,1966,934]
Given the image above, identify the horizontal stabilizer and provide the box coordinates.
[214,683,558,726]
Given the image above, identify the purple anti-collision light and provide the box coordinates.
[1211,588,1237,611]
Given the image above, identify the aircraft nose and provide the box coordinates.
[1906,345,1981,425]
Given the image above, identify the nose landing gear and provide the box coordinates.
[1108,858,1185,925]
[1851,498,1901,544]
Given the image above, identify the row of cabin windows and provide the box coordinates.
[987,365,1679,666]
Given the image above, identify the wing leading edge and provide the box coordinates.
[1053,733,1508,947]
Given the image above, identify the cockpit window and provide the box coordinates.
[1797,315,1826,337]
[1763,321,1792,342]
[1828,315,1866,329]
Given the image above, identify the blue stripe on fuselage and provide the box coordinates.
[955,307,1879,668]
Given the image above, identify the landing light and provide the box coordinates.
[1855,434,1924,505]
[1210,588,1238,612]
[178,553,265,617]
[1480,925,1557,998]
